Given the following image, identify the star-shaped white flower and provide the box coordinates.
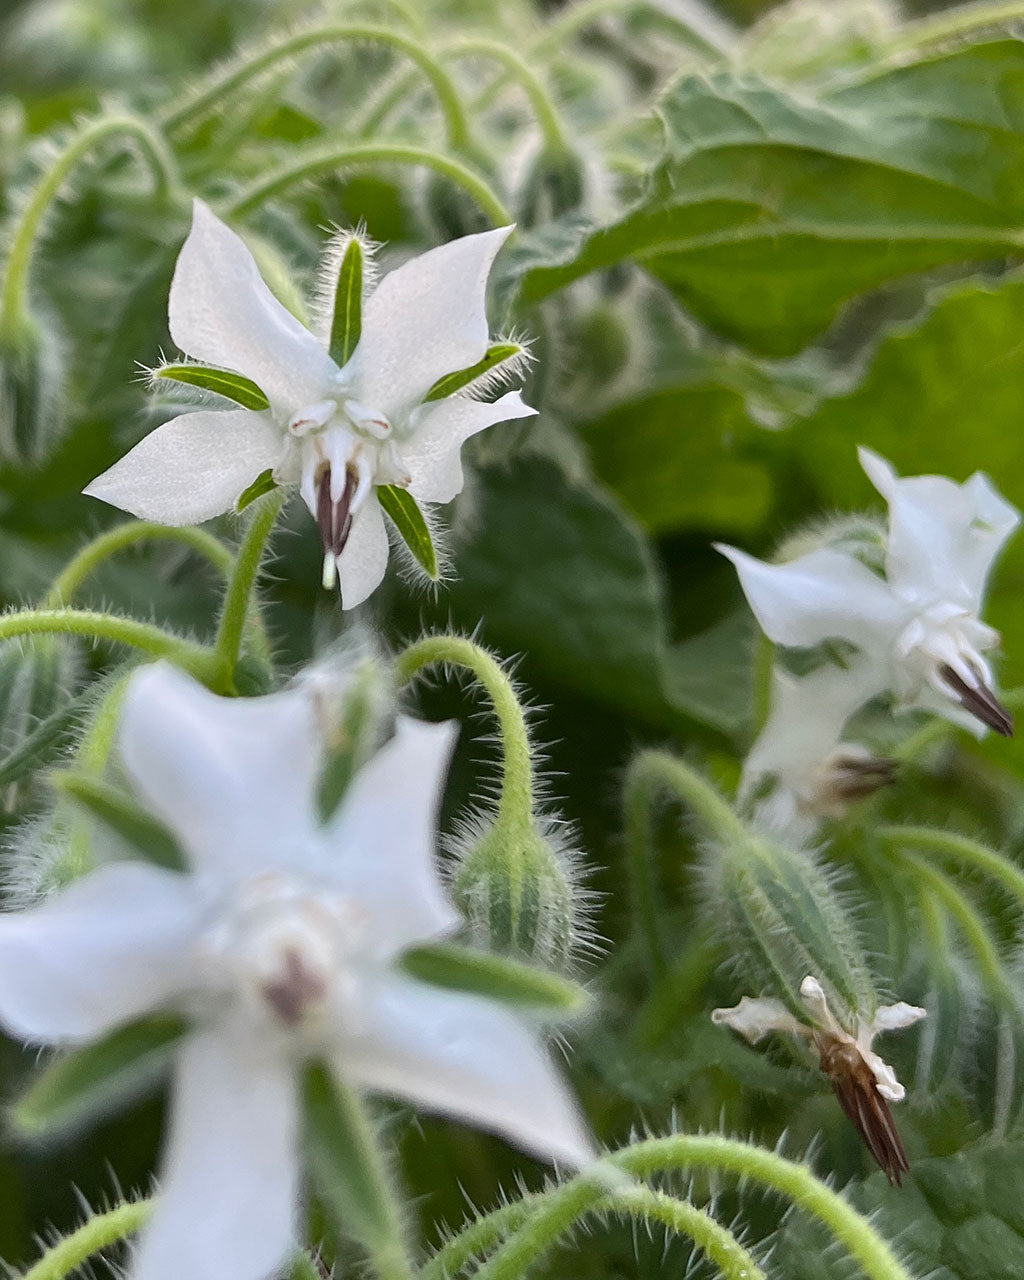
[0,663,592,1280]
[714,975,925,1183]
[84,201,536,607]
[718,448,1020,737]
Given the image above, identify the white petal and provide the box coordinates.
[337,493,390,610]
[711,995,806,1044]
[118,663,320,879]
[169,199,337,416]
[350,226,514,419]
[862,1047,906,1103]
[337,972,594,1168]
[328,716,460,953]
[84,409,282,525]
[871,1001,927,1035]
[132,1023,298,1280]
[405,391,537,505]
[859,447,1020,612]
[717,543,905,655]
[799,975,837,1029]
[0,863,199,1043]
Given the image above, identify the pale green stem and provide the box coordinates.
[0,116,179,339]
[223,143,511,225]
[890,0,1024,51]
[395,635,534,833]
[162,25,472,151]
[623,749,749,977]
[45,522,234,608]
[211,489,286,692]
[879,825,1024,918]
[441,38,567,151]
[0,610,215,679]
[19,1199,152,1280]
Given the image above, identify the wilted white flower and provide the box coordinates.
[719,448,1019,737]
[0,663,592,1280]
[84,201,535,607]
[714,974,925,1183]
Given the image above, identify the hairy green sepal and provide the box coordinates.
[423,342,523,402]
[156,363,270,411]
[328,236,363,367]
[378,486,438,580]
[400,941,588,1013]
[54,772,188,872]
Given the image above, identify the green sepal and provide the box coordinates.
[400,941,589,1014]
[53,772,188,872]
[316,661,385,824]
[235,468,277,512]
[378,486,438,580]
[156,363,270,411]
[12,1014,188,1138]
[328,236,363,367]
[423,342,523,402]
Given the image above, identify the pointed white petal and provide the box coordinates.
[338,973,594,1168]
[711,995,807,1044]
[132,1023,298,1280]
[871,1001,927,1034]
[328,716,460,953]
[799,975,837,1029]
[0,863,199,1043]
[862,1047,906,1103]
[717,543,905,654]
[84,409,282,525]
[405,391,536,505]
[350,227,514,418]
[337,493,390,610]
[118,663,320,879]
[169,200,337,415]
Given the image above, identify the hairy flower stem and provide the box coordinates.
[211,489,286,693]
[441,38,568,151]
[161,25,473,152]
[0,116,180,340]
[224,143,511,226]
[18,1198,153,1280]
[45,522,234,607]
[623,750,747,977]
[880,825,1024,918]
[395,635,534,834]
[0,610,214,679]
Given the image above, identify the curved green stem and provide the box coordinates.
[224,143,510,225]
[395,635,534,832]
[890,0,1024,51]
[211,489,286,692]
[19,1198,152,1280]
[0,610,214,679]
[441,38,567,151]
[0,116,179,339]
[45,522,234,608]
[879,825,1024,918]
[162,25,472,151]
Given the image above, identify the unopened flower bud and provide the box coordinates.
[518,145,586,225]
[0,635,79,809]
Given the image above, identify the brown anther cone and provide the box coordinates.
[818,1037,910,1186]
[939,664,1014,738]
[833,755,900,802]
[316,465,358,559]
[261,949,327,1026]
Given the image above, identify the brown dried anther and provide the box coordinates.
[816,1034,910,1186]
[939,663,1014,737]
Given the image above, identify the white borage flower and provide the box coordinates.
[718,448,1020,738]
[0,662,593,1280]
[84,200,536,608]
[713,975,925,1184]
[741,662,897,840]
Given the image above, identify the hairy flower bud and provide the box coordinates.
[518,145,586,225]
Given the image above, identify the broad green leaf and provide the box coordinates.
[155,363,270,411]
[400,942,590,1013]
[423,342,524,402]
[12,1015,187,1138]
[54,773,187,871]
[517,40,1024,356]
[377,485,438,579]
[235,467,277,512]
[328,236,363,367]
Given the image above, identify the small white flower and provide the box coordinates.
[84,201,536,608]
[714,975,925,1183]
[0,663,592,1280]
[718,448,1019,736]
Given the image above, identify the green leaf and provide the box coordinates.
[155,363,270,410]
[235,467,277,512]
[328,236,363,367]
[400,942,590,1013]
[13,1014,187,1138]
[517,41,1024,356]
[377,485,438,580]
[423,343,523,401]
[53,772,187,871]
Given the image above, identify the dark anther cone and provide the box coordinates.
[818,1038,910,1186]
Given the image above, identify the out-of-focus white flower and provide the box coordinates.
[85,200,535,608]
[0,663,592,1280]
[718,448,1019,737]
[714,974,925,1183]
